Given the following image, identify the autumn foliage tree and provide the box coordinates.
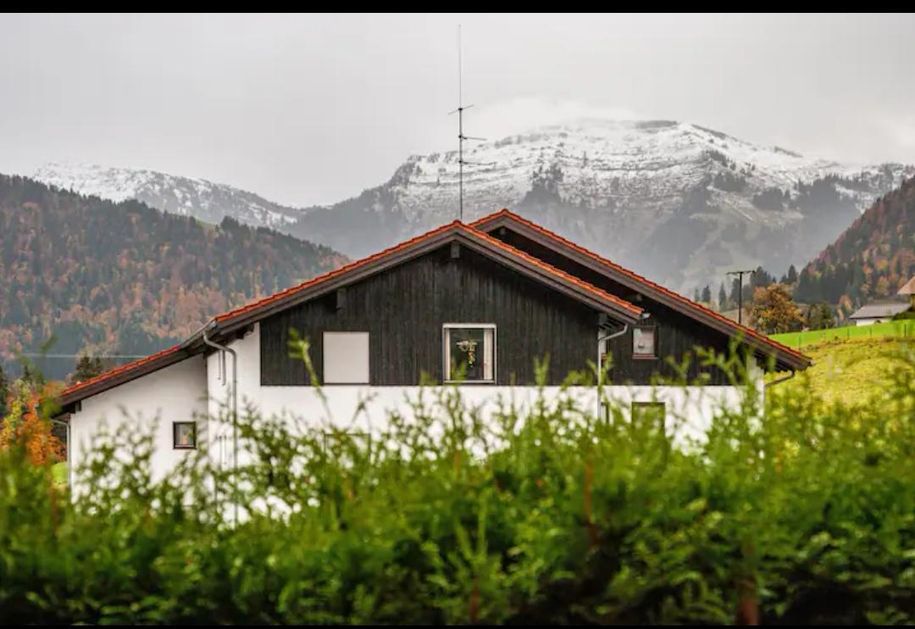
[750,283,803,334]
[0,380,63,466]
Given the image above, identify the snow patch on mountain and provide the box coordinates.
[33,163,303,230]
[291,119,914,292]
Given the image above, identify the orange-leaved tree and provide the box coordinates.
[750,283,804,334]
[0,380,64,465]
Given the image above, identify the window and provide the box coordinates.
[323,332,370,384]
[631,401,666,436]
[443,324,495,383]
[633,325,657,359]
[173,422,197,449]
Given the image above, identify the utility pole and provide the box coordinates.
[726,269,756,326]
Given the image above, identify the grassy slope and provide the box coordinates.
[771,319,915,350]
[775,336,913,407]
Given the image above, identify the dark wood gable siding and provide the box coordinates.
[260,245,599,386]
[492,228,739,385]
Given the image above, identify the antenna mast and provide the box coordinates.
[449,24,485,221]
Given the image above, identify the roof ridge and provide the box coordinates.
[460,224,642,316]
[471,208,809,364]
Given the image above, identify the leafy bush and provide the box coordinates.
[1,345,915,624]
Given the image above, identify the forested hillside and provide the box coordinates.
[0,175,345,373]
[795,177,915,316]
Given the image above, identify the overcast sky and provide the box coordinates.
[1,13,914,206]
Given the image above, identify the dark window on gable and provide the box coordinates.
[173,422,197,450]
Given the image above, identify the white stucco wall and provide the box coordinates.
[68,322,760,491]
[206,324,756,460]
[69,355,208,489]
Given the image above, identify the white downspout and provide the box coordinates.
[50,417,71,490]
[202,328,238,526]
[597,323,629,420]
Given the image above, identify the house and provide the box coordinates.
[899,276,915,310]
[848,300,911,326]
[57,209,810,485]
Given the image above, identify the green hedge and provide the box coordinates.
[2,348,915,624]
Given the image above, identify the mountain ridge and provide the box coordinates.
[33,120,915,292]
[0,174,346,378]
[795,176,915,316]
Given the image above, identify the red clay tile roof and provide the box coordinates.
[60,343,186,404]
[470,208,811,368]
[60,218,643,404]
[214,220,464,326]
[461,225,642,318]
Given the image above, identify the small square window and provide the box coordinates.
[443,324,495,383]
[173,422,197,449]
[633,326,657,358]
[323,332,370,384]
[631,402,666,436]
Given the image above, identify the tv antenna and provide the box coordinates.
[448,24,486,221]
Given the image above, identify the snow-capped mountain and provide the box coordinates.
[289,120,914,292]
[34,120,915,293]
[33,163,303,230]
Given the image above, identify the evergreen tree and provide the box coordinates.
[729,278,740,307]
[805,302,836,331]
[72,355,105,384]
[718,283,728,311]
[701,285,712,303]
[786,264,798,285]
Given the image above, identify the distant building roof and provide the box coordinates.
[898,276,915,296]
[849,301,911,320]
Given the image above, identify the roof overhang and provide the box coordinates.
[472,209,812,373]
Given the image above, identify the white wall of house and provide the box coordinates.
[68,322,759,490]
[68,355,208,490]
[205,324,755,461]
[853,317,883,327]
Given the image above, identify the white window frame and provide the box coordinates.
[442,323,497,384]
[323,331,370,385]
[632,325,658,360]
